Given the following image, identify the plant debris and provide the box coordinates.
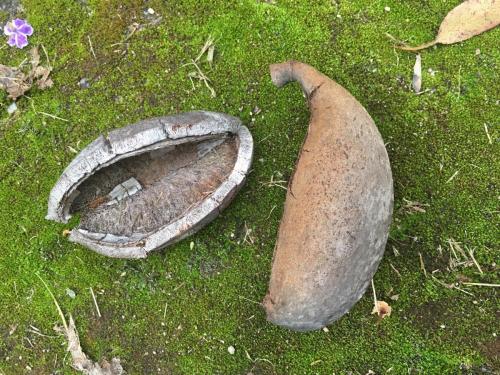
[403,198,429,213]
[60,316,124,375]
[399,0,500,51]
[183,36,217,97]
[36,274,124,375]
[372,301,392,319]
[370,280,392,319]
[0,46,53,100]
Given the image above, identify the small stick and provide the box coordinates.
[431,275,474,296]
[446,170,459,184]
[27,328,57,338]
[397,40,437,52]
[384,32,399,43]
[17,57,28,69]
[466,247,483,274]
[124,23,139,42]
[89,287,101,318]
[173,282,185,292]
[461,282,500,288]
[239,295,262,305]
[37,111,69,122]
[453,285,474,296]
[389,262,402,278]
[41,44,51,69]
[419,252,427,278]
[35,273,68,331]
[448,239,460,261]
[243,222,255,245]
[258,134,272,144]
[163,302,167,320]
[87,35,97,60]
[484,124,492,144]
[266,204,277,220]
[195,35,215,62]
[371,279,378,314]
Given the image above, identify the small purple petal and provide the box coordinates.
[18,24,33,36]
[7,34,16,47]
[13,19,26,28]
[3,24,14,36]
[15,33,28,49]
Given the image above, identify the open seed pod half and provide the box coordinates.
[47,111,253,258]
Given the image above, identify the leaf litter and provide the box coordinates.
[0,46,53,100]
[36,274,124,375]
[399,0,500,51]
[371,279,392,320]
[183,35,217,97]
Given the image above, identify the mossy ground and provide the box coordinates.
[0,0,498,374]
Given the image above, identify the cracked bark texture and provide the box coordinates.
[263,61,393,331]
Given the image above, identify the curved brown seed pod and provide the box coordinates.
[263,61,393,332]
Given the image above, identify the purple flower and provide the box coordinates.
[4,19,33,49]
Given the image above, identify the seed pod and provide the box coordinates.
[46,111,253,258]
[263,62,393,331]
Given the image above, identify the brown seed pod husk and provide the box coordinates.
[263,61,393,332]
[46,111,253,258]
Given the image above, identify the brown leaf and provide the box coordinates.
[400,0,500,51]
[0,65,30,99]
[0,46,53,100]
[34,66,54,89]
[371,300,392,319]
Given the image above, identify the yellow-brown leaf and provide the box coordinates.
[399,0,500,51]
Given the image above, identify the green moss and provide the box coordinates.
[0,0,498,373]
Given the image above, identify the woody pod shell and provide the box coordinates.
[263,62,393,331]
[46,111,253,258]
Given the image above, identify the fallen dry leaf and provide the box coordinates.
[0,65,30,99]
[399,0,500,51]
[62,316,124,375]
[29,46,53,89]
[33,65,54,89]
[372,300,392,319]
[0,46,53,100]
